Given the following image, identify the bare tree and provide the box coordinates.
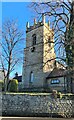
[0,20,24,92]
[30,0,74,92]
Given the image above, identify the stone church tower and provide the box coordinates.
[22,15,56,91]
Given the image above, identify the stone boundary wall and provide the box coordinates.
[1,93,74,117]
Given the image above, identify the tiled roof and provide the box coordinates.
[46,68,67,79]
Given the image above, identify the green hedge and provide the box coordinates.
[0,80,4,91]
[8,79,18,92]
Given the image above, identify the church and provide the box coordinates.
[22,15,67,92]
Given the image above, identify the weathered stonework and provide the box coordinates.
[22,16,56,90]
[0,93,2,116]
[2,93,74,117]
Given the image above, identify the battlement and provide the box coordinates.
[26,15,50,33]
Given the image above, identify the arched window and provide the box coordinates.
[32,34,36,45]
[30,71,34,83]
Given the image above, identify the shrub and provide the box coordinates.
[51,90,63,99]
[51,90,58,99]
[0,80,4,91]
[8,79,18,92]
[57,92,62,99]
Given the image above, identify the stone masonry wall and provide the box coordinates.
[2,93,74,117]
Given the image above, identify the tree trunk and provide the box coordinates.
[67,1,74,93]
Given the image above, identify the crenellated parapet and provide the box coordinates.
[26,21,43,33]
[26,14,50,33]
